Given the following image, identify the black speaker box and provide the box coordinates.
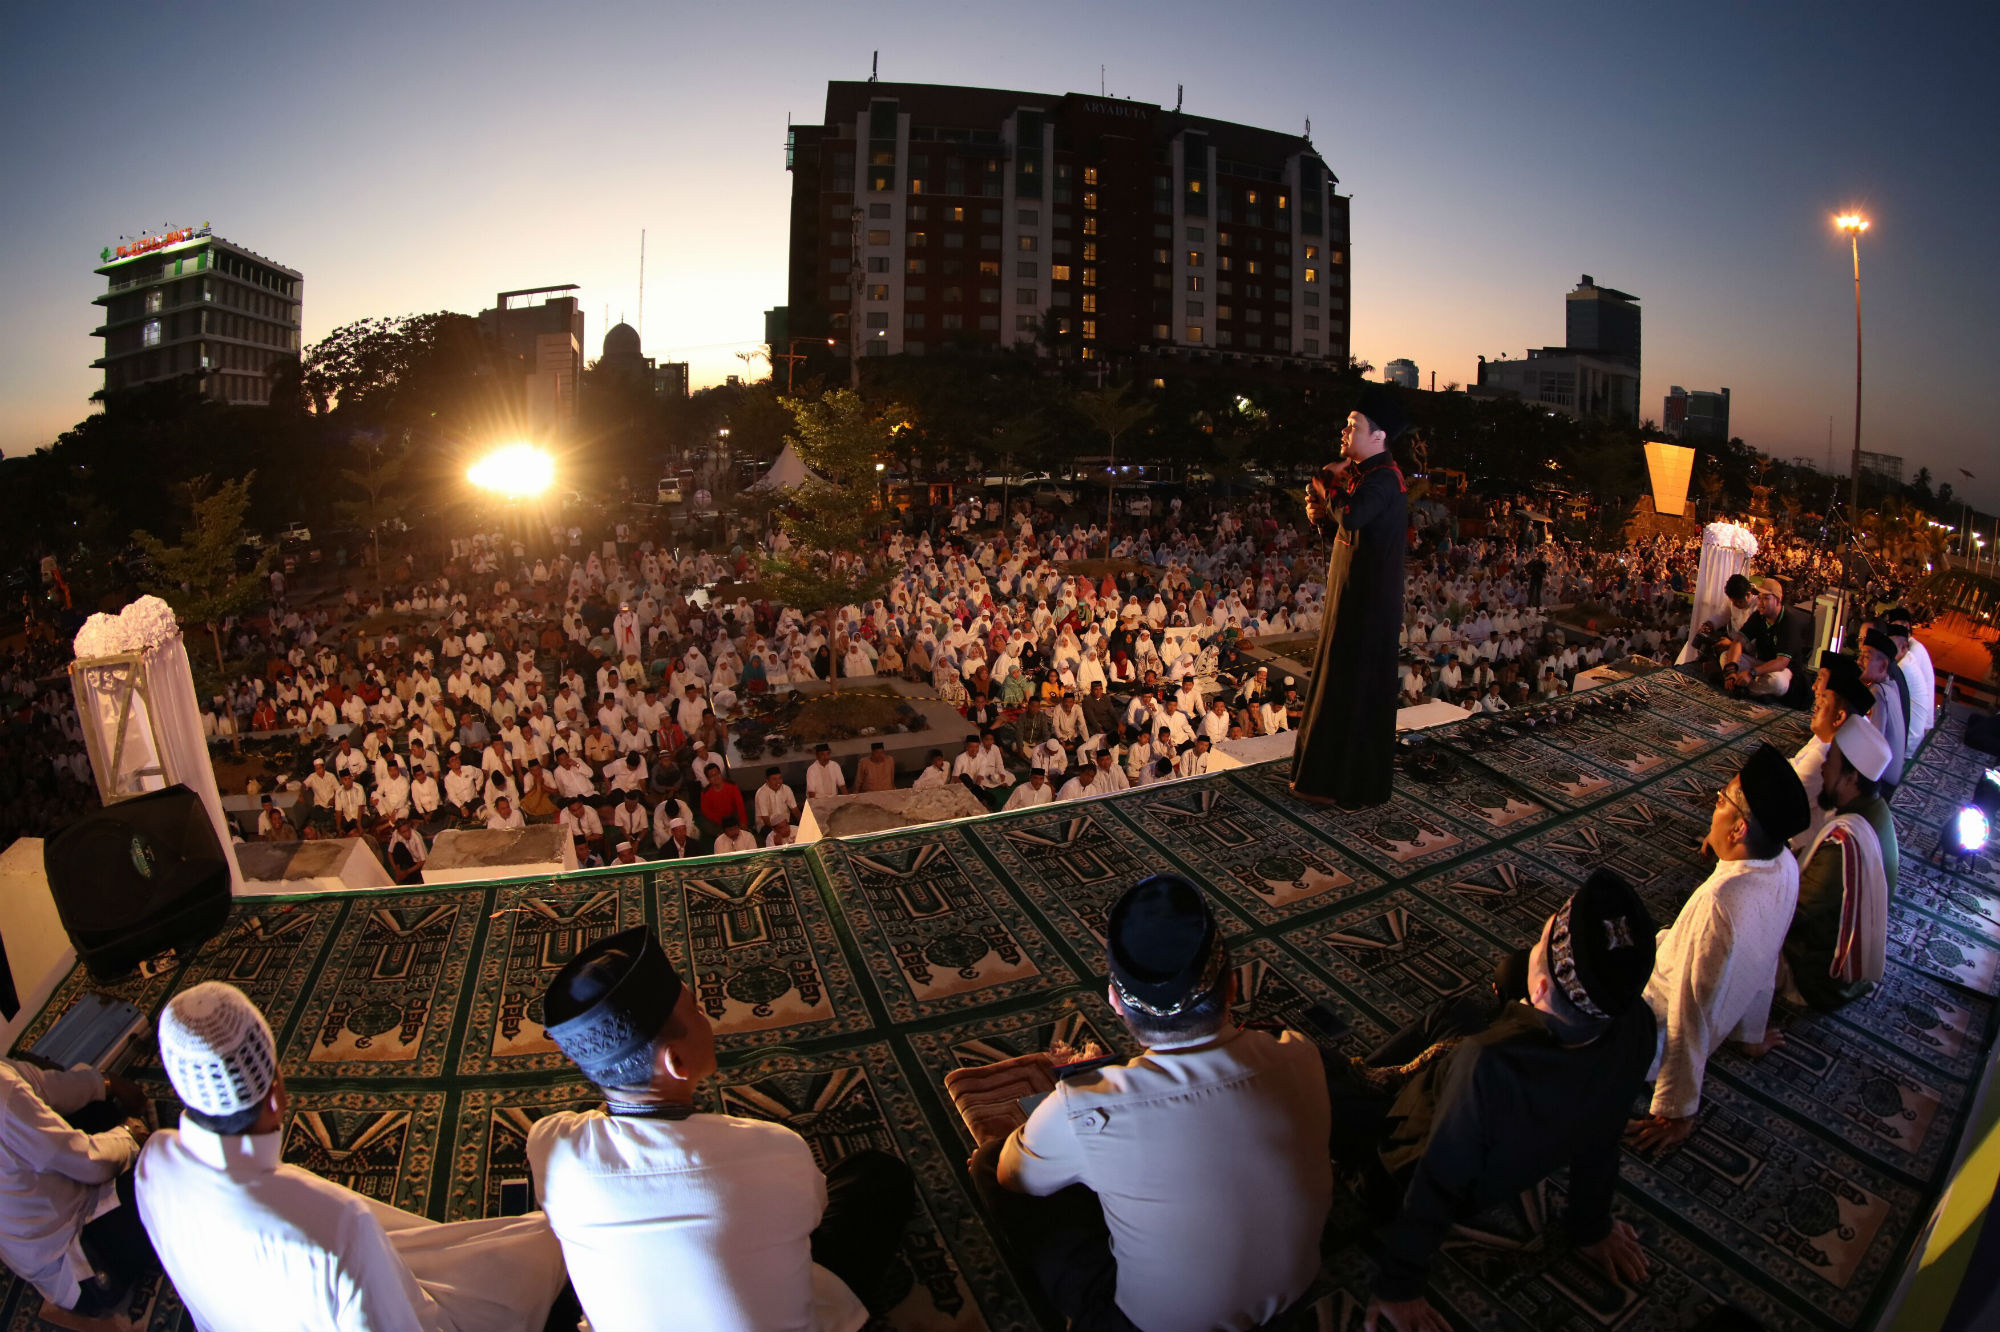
[42,785,232,981]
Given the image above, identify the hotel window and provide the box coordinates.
[904,312,926,329]
[944,234,965,249]
[909,205,928,220]
[1017,208,1038,225]
[1218,232,1231,248]
[1186,226,1205,242]
[1081,320,1097,339]
[1016,288,1036,304]
[1153,323,1171,339]
[1246,191,1258,205]
[906,258,927,275]
[1245,308,1261,323]
[1305,243,1319,259]
[1186,250,1204,267]
[1217,280,1232,295]
[1304,338,1319,354]
[907,231,927,247]
[979,260,1001,276]
[910,178,925,194]
[1081,294,1097,312]
[1219,256,1232,272]
[1083,242,1098,261]
[1053,238,1072,255]
[942,313,964,329]
[1245,260,1259,275]
[1050,264,1072,281]
[868,257,890,273]
[980,288,999,303]
[980,233,1001,249]
[1082,192,1098,210]
[1153,248,1170,264]
[982,207,1001,223]
[1080,346,1097,360]
[828,285,850,301]
[907,285,927,300]
[1188,179,1203,194]
[951,206,966,221]
[1052,290,1071,307]
[1275,240,1291,256]
[1057,317,1072,333]
[869,203,891,218]
[979,314,1000,330]
[1082,217,1097,234]
[1016,313,1038,330]
[1017,261,1037,278]
[1186,276,1203,292]
[867,229,890,245]
[1304,267,1319,283]
[944,286,964,301]
[1017,235,1038,251]
[145,290,163,314]
[1217,330,1233,347]
[1277,193,1288,210]
[1275,311,1291,326]
[865,312,889,328]
[1084,167,1099,185]
[1185,325,1203,342]
[1274,264,1291,280]
[867,284,890,300]
[143,320,162,347]
[1305,314,1320,330]
[1081,267,1097,287]
[1305,291,1320,307]
[1186,300,1204,317]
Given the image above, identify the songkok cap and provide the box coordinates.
[616,840,634,852]
[1353,383,1411,441]
[1106,875,1224,1019]
[1818,651,1875,715]
[1738,742,1811,842]
[1544,869,1655,1020]
[1834,713,1893,783]
[1861,627,1897,658]
[668,815,686,828]
[544,927,683,1087]
[158,982,278,1118]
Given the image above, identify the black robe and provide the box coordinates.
[1291,451,1407,805]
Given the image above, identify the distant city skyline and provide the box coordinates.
[3,1,1993,511]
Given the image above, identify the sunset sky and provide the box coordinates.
[3,0,1993,512]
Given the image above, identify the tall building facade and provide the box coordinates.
[478,286,585,430]
[1663,385,1730,441]
[92,225,302,406]
[1473,273,1641,425]
[1384,358,1419,389]
[784,82,1349,378]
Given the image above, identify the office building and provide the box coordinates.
[1385,358,1419,389]
[478,286,585,429]
[1663,385,1730,441]
[784,81,1349,379]
[92,225,302,406]
[1856,451,1903,487]
[1471,273,1641,425]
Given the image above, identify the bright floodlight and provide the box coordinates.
[1836,213,1870,233]
[1956,807,1991,855]
[468,443,555,498]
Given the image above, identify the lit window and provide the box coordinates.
[1186,250,1204,267]
[1153,248,1170,264]
[979,260,1000,276]
[866,229,890,245]
[907,231,927,247]
[1218,232,1231,247]
[1082,267,1097,287]
[1050,264,1072,281]
[1081,346,1097,359]
[1082,217,1097,234]
[910,179,925,194]
[1246,190,1257,205]
[1187,276,1203,292]
[1152,377,1165,387]
[1084,167,1099,185]
[1277,193,1288,209]
[143,320,162,347]
[1216,305,1232,320]
[906,258,926,274]
[1083,242,1098,261]
[1082,293,1097,312]
[1186,325,1203,342]
[144,290,163,314]
[867,284,889,300]
[1304,267,1319,283]
[1153,324,1171,339]
[1017,235,1038,251]
[1083,192,1098,210]
[1304,243,1319,259]
[1219,256,1232,272]
[1082,319,1097,339]
[951,206,966,221]
[1188,179,1203,194]
[1246,260,1259,275]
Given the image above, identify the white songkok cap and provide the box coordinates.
[158,982,277,1117]
[1835,713,1893,783]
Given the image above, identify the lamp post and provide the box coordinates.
[775,337,837,396]
[1835,213,1869,517]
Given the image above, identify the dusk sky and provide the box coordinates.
[4,1,1993,513]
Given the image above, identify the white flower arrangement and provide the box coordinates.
[1701,521,1760,559]
[72,594,184,659]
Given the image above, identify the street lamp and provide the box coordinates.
[1835,213,1869,518]
[775,337,837,396]
[875,461,887,511]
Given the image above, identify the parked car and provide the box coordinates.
[656,476,685,505]
[278,521,312,543]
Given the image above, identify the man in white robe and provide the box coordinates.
[1886,613,1935,756]
[531,930,912,1332]
[1629,745,1810,1151]
[139,983,569,1332]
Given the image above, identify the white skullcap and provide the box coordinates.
[158,982,277,1117]
[1835,714,1893,783]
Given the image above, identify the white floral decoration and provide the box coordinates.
[1702,521,1760,558]
[72,594,185,659]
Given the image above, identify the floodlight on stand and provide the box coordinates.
[1937,769,2000,871]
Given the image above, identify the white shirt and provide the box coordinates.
[756,783,801,829]
[1643,852,1800,1118]
[0,1061,133,1307]
[1901,638,1936,753]
[1003,780,1054,809]
[803,760,846,802]
[138,1120,565,1332]
[526,1111,863,1332]
[713,828,759,854]
[911,764,951,790]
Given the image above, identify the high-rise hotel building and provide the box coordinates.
[92,226,302,406]
[785,82,1348,375]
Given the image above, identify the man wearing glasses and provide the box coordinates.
[1629,744,1810,1151]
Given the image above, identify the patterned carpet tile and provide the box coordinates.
[1274,888,1515,1031]
[1889,910,2000,996]
[1095,785,1386,927]
[814,830,1081,1024]
[1231,762,1495,875]
[965,802,1203,955]
[653,852,877,1051]
[279,1086,451,1216]
[1391,749,1564,839]
[1824,962,1995,1084]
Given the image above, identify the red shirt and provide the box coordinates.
[700,780,747,829]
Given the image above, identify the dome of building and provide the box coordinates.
[603,322,641,359]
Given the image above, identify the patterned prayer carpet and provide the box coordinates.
[5,667,1998,1332]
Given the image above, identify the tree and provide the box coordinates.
[131,473,272,669]
[333,433,412,597]
[1073,385,1154,547]
[758,390,905,687]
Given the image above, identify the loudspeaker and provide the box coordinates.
[43,785,231,981]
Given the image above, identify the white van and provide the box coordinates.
[656,476,684,505]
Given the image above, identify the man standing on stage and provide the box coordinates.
[1292,384,1409,809]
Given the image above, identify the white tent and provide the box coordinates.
[751,442,828,492]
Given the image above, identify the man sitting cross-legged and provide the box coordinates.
[138,982,572,1332]
[970,875,1331,1332]
[529,927,915,1332]
[1777,713,1897,1015]
[1325,870,1658,1332]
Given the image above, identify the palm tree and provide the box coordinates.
[1074,386,1154,550]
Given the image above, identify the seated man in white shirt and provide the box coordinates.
[532,930,915,1332]
[911,750,952,790]
[755,768,801,831]
[971,877,1331,1332]
[140,983,570,1332]
[1003,768,1054,810]
[486,794,527,831]
[0,1058,155,1316]
[803,746,847,802]
[712,814,758,855]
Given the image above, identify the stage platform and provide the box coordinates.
[3,667,1996,1331]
